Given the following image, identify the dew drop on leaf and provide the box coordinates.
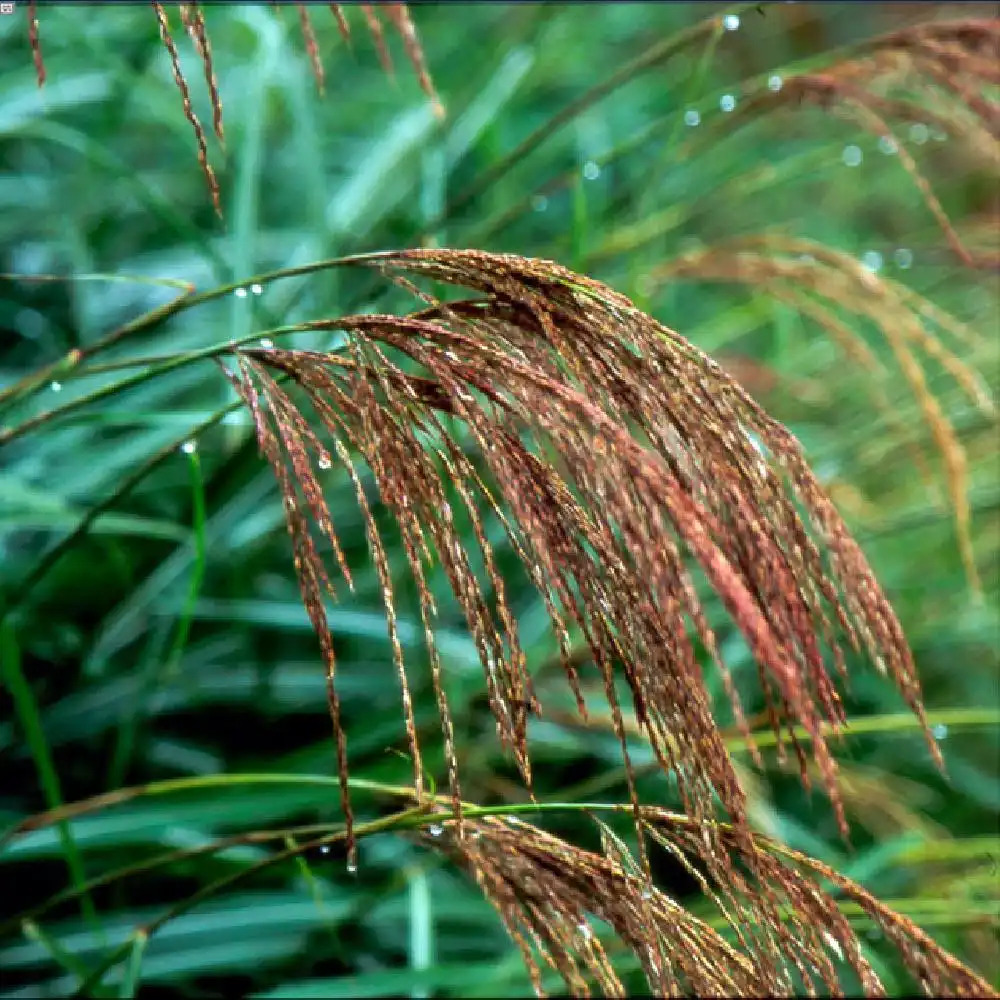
[234,287,248,298]
[181,440,197,454]
[719,94,736,113]
[724,14,740,31]
[823,931,844,962]
[768,74,783,92]
[50,380,62,392]
[894,247,913,269]
[684,109,700,127]
[861,250,883,273]
[842,145,863,167]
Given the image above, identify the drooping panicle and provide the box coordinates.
[234,249,950,883]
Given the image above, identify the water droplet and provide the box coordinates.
[723,13,740,31]
[768,74,783,92]
[798,253,816,264]
[444,350,458,362]
[931,128,947,142]
[259,337,274,349]
[346,860,358,874]
[823,931,844,961]
[531,194,548,212]
[50,380,62,392]
[318,453,332,470]
[582,160,600,181]
[893,247,913,269]
[577,922,593,941]
[842,144,863,167]
[251,283,264,295]
[319,843,332,855]
[442,502,452,521]
[285,497,296,512]
[234,287,248,298]
[743,428,766,456]
[932,723,948,740]
[428,823,444,837]
[684,109,701,127]
[719,94,737,113]
[860,250,883,273]
[909,122,929,145]
[180,440,197,455]
[878,135,898,155]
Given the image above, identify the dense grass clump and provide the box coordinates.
[1,5,997,997]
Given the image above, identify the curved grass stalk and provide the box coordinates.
[444,6,753,220]
[6,768,996,996]
[0,396,243,625]
[0,273,194,413]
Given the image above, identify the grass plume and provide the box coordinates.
[24,2,441,215]
[4,8,996,997]
[225,248,948,916]
[422,806,996,997]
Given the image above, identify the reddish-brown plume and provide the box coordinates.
[221,248,976,995]
[733,18,999,271]
[419,807,995,997]
[26,3,442,215]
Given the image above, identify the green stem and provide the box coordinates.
[2,820,346,936]
[445,6,755,219]
[0,250,397,436]
[104,448,209,788]
[0,321,309,449]
[0,398,243,626]
[10,707,996,852]
[163,447,208,675]
[1,773,413,846]
[0,625,102,933]
[117,932,148,1000]
[70,804,432,998]
[0,274,194,413]
[728,706,1000,753]
[6,770,996,988]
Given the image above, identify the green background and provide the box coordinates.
[0,3,997,996]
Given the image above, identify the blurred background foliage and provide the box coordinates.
[0,2,997,997]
